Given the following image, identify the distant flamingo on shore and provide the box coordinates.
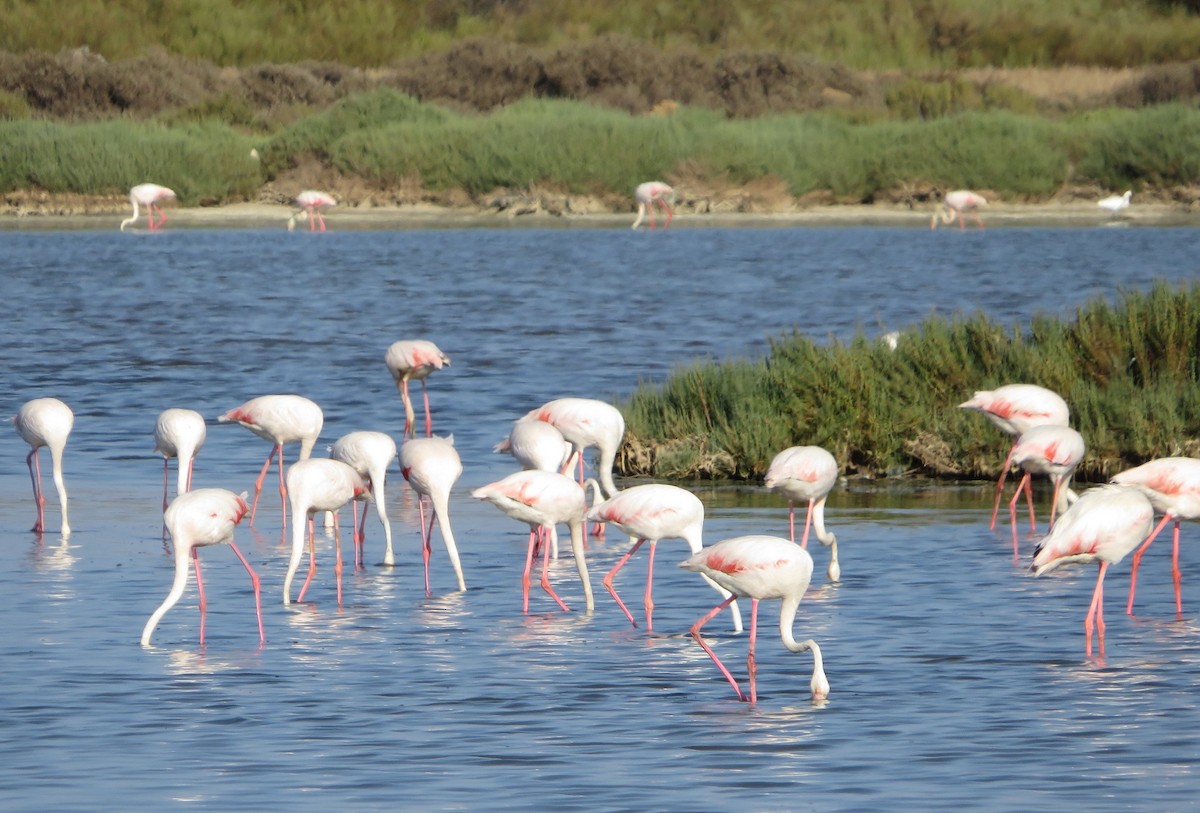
[931,189,987,230]
[632,181,675,230]
[12,397,73,537]
[287,190,336,232]
[120,183,176,232]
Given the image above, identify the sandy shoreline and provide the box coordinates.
[3,199,1199,231]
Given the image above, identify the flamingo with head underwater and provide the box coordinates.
[385,339,451,439]
[329,430,398,567]
[120,183,176,232]
[764,445,841,581]
[399,435,466,594]
[283,458,371,606]
[931,189,987,230]
[632,181,675,230]
[12,397,73,537]
[287,190,336,232]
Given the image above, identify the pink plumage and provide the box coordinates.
[632,181,675,230]
[283,458,371,606]
[399,435,466,593]
[288,189,336,232]
[386,339,451,439]
[764,445,841,580]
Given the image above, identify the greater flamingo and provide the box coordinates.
[283,458,371,605]
[1098,190,1132,217]
[385,339,450,438]
[287,190,336,232]
[1111,456,1200,615]
[631,181,675,230]
[141,488,264,647]
[329,431,398,566]
[12,397,73,537]
[586,483,743,633]
[494,417,573,473]
[154,408,207,510]
[1032,485,1155,657]
[959,383,1070,529]
[521,397,625,500]
[472,470,594,613]
[764,445,841,581]
[681,535,829,703]
[1002,425,1085,556]
[930,189,987,230]
[218,394,324,528]
[399,435,466,593]
[120,183,176,232]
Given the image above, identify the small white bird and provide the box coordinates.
[1097,190,1132,217]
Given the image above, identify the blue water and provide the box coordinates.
[2,224,1200,811]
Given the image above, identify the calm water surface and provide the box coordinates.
[2,224,1199,811]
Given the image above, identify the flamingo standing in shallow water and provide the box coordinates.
[1002,425,1085,556]
[218,394,324,528]
[494,417,573,473]
[329,431,398,566]
[141,488,264,647]
[287,190,336,232]
[959,384,1070,529]
[283,458,371,605]
[586,483,742,633]
[12,397,73,537]
[1032,485,1155,657]
[120,183,176,232]
[385,339,450,439]
[931,189,987,230]
[472,470,594,614]
[764,446,841,581]
[1111,456,1200,615]
[400,435,466,593]
[521,397,625,501]
[680,535,829,703]
[632,181,675,230]
[154,408,207,508]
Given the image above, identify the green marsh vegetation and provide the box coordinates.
[616,282,1200,482]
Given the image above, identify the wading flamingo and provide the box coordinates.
[632,181,675,230]
[959,384,1070,529]
[1098,190,1132,217]
[494,417,573,473]
[385,339,450,439]
[287,190,336,232]
[764,446,841,581]
[141,488,264,647]
[283,458,371,606]
[681,535,829,704]
[218,394,324,528]
[1111,456,1200,616]
[521,397,625,500]
[931,189,987,230]
[12,397,73,537]
[400,435,466,593]
[120,183,176,232]
[586,483,742,633]
[472,470,594,614]
[1032,485,1155,657]
[1003,425,1086,556]
[154,408,207,507]
[329,431,398,566]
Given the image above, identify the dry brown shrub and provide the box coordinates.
[714,52,874,117]
[1110,61,1200,107]
[392,38,543,110]
[0,49,115,119]
[240,63,339,108]
[105,49,226,116]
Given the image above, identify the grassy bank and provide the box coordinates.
[616,282,1200,482]
[7,91,1200,207]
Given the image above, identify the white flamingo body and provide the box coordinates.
[960,383,1070,528]
[283,458,371,605]
[1032,485,1155,656]
[120,183,176,231]
[399,435,466,593]
[522,397,625,500]
[680,535,828,703]
[1111,456,1200,615]
[586,483,742,632]
[12,397,73,537]
[141,488,263,647]
[385,339,450,438]
[764,445,841,580]
[1002,425,1086,553]
[494,417,573,473]
[288,190,336,232]
[1098,190,1132,216]
[472,470,594,613]
[632,181,675,230]
[218,394,324,527]
[931,189,987,229]
[154,408,207,505]
[329,431,398,566]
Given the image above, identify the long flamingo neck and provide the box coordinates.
[778,594,829,698]
[141,542,192,645]
[121,199,140,231]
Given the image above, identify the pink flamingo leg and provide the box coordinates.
[334,524,343,606]
[990,446,1016,530]
[227,542,264,643]
[539,532,571,612]
[522,529,536,613]
[1126,513,1172,614]
[419,497,433,596]
[644,543,657,632]
[26,449,45,533]
[1172,521,1184,616]
[297,518,319,602]
[249,446,278,525]
[602,538,646,627]
[193,549,206,645]
[689,595,746,701]
[276,445,288,530]
[1008,472,1032,558]
[747,599,760,704]
[1023,475,1037,532]
[800,499,815,549]
[356,499,370,568]
[1085,562,1110,657]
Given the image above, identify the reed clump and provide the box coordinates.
[617,282,1200,482]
